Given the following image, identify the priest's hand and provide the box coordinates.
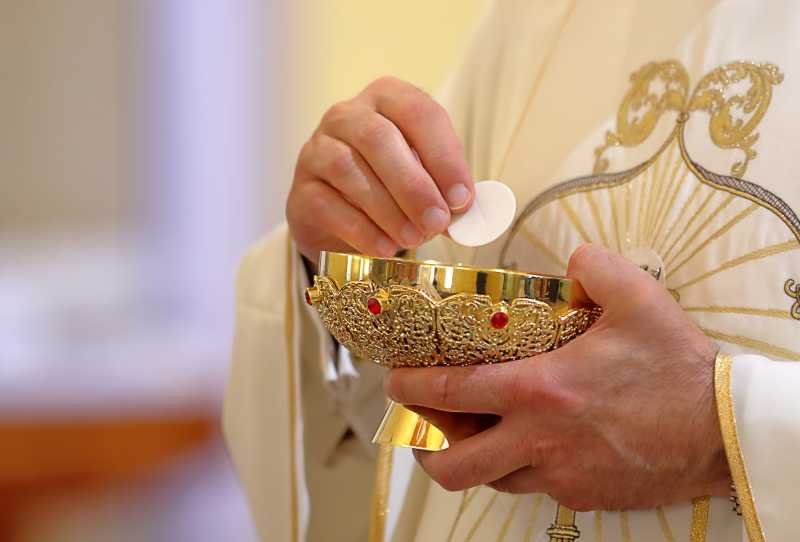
[286,76,473,264]
[385,244,730,511]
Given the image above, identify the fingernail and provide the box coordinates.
[446,184,470,210]
[421,207,449,234]
[376,238,396,257]
[400,223,424,247]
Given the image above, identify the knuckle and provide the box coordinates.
[402,174,440,212]
[289,181,318,215]
[341,214,368,244]
[355,117,396,149]
[321,100,350,125]
[297,139,315,167]
[325,145,357,178]
[396,94,440,124]
[302,183,328,215]
[368,75,402,93]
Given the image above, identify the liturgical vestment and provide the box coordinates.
[224,1,800,540]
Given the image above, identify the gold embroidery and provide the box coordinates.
[661,190,716,264]
[655,181,700,254]
[464,492,499,542]
[594,60,689,173]
[665,194,736,270]
[636,167,650,246]
[594,60,783,177]
[492,58,797,542]
[678,131,800,242]
[560,198,591,244]
[609,186,624,252]
[518,225,569,271]
[496,495,523,542]
[656,507,675,542]
[684,305,793,320]
[645,143,674,245]
[715,353,766,542]
[674,239,799,291]
[523,494,546,542]
[668,203,759,277]
[586,191,610,248]
[546,504,580,542]
[688,62,784,177]
[368,443,394,542]
[447,488,482,542]
[702,327,800,361]
[784,278,800,320]
[689,497,710,542]
[646,144,682,246]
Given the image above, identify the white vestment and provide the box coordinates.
[224,1,800,540]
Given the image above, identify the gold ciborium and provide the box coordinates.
[305,251,601,452]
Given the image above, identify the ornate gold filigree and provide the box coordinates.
[593,60,783,177]
[689,62,784,177]
[593,60,689,173]
[308,276,601,368]
[785,278,800,320]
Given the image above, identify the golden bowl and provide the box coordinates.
[305,251,600,368]
[305,251,601,451]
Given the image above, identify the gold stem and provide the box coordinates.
[547,504,581,542]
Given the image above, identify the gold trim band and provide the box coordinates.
[715,352,765,542]
[318,251,575,305]
[285,239,299,542]
[368,443,394,542]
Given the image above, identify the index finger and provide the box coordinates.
[384,362,524,414]
[365,77,474,212]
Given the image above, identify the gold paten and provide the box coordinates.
[305,251,601,453]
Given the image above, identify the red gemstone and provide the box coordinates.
[490,311,509,329]
[367,297,382,315]
[305,290,312,306]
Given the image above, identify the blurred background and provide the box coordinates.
[0,1,487,540]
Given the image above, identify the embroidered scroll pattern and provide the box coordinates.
[593,61,783,178]
[785,278,800,320]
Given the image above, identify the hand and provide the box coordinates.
[385,244,730,511]
[287,76,473,264]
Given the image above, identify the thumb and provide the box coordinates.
[566,243,649,308]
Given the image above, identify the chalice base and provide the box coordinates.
[371,401,449,451]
